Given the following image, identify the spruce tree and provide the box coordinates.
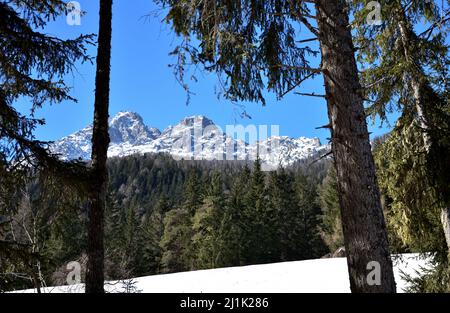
[104,196,129,279]
[141,195,170,275]
[295,173,327,259]
[156,0,396,292]
[0,0,92,209]
[353,0,450,255]
[242,157,279,264]
[318,166,344,253]
[122,206,142,276]
[268,168,295,261]
[183,169,203,215]
[191,172,224,269]
[159,208,192,273]
[242,158,264,264]
[373,121,450,291]
[0,0,92,291]
[220,165,251,266]
[0,0,92,170]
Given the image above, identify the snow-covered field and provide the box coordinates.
[15,254,430,293]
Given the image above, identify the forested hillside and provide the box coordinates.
[1,153,333,291]
[2,138,449,292]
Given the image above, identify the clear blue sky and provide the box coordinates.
[16,0,398,144]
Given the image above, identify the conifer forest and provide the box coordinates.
[1,0,450,296]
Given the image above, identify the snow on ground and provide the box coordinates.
[15,254,430,293]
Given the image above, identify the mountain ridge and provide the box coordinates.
[51,111,328,170]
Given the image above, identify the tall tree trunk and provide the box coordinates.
[85,0,113,294]
[314,0,396,293]
[397,7,450,255]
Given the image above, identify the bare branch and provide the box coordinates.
[297,37,319,44]
[294,92,326,98]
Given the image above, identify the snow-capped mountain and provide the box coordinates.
[51,111,328,169]
[109,111,160,145]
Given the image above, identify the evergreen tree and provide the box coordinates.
[159,208,192,273]
[191,172,225,269]
[0,1,92,281]
[156,0,396,292]
[314,0,396,292]
[0,0,92,173]
[353,0,450,290]
[183,169,203,214]
[373,123,449,291]
[105,196,128,279]
[220,165,251,266]
[318,166,343,253]
[353,0,450,254]
[242,157,277,264]
[122,206,142,276]
[141,195,170,275]
[268,168,295,261]
[295,173,327,259]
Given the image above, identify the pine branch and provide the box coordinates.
[279,71,318,98]
[309,151,333,166]
[418,10,450,40]
[299,16,320,37]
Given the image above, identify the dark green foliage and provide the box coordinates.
[159,208,193,273]
[0,1,93,108]
[219,165,251,266]
[294,173,328,259]
[156,0,319,105]
[353,0,450,291]
[241,157,276,264]
[267,168,327,261]
[0,0,93,172]
[191,171,224,269]
[0,1,93,291]
[106,153,331,276]
[2,150,334,290]
[403,260,450,293]
[352,0,449,121]
[317,166,343,253]
[183,169,203,214]
[373,124,450,291]
[140,195,169,275]
[353,1,450,240]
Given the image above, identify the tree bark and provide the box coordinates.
[85,0,113,294]
[396,7,450,255]
[314,0,396,292]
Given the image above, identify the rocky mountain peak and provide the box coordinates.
[51,111,328,169]
[109,111,160,145]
